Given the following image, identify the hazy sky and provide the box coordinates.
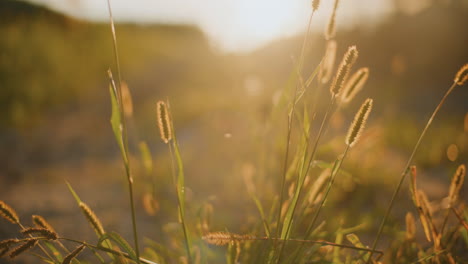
[29,0,394,52]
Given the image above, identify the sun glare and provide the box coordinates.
[232,1,299,48]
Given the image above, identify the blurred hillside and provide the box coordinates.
[1,0,467,180]
[0,0,466,180]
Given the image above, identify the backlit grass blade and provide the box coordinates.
[98,232,137,262]
[109,82,128,165]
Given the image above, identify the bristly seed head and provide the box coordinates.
[79,202,105,237]
[21,227,58,240]
[312,0,321,12]
[448,164,465,206]
[341,67,369,104]
[330,46,359,95]
[9,239,38,259]
[156,101,173,144]
[454,63,468,86]
[319,40,337,84]
[0,239,19,249]
[325,0,340,40]
[32,215,56,233]
[345,98,373,147]
[202,232,252,246]
[0,201,19,224]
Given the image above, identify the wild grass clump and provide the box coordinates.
[0,1,467,264]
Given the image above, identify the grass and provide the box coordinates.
[0,0,467,264]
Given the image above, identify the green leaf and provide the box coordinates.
[44,241,63,262]
[280,116,311,239]
[98,232,137,262]
[305,59,323,88]
[138,141,153,176]
[252,196,271,237]
[109,84,128,165]
[66,181,82,204]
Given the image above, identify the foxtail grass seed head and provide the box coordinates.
[202,232,235,246]
[330,46,358,95]
[415,190,432,242]
[311,0,320,11]
[21,227,58,240]
[448,164,465,206]
[0,201,19,224]
[341,67,369,104]
[325,0,340,40]
[0,239,19,249]
[9,239,38,259]
[405,212,416,240]
[156,101,172,144]
[0,248,8,258]
[454,63,468,85]
[202,232,251,246]
[345,98,373,147]
[32,215,56,233]
[319,40,337,84]
[62,244,85,264]
[79,202,105,237]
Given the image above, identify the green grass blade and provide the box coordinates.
[109,84,128,165]
[98,232,138,262]
[252,196,271,237]
[66,181,82,204]
[280,108,311,239]
[44,242,63,263]
[139,141,153,176]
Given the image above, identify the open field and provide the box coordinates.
[1,0,467,263]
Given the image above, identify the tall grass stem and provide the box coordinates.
[106,1,140,262]
[367,81,458,263]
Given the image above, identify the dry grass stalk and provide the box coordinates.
[409,166,418,203]
[32,215,56,233]
[417,190,437,242]
[341,67,370,104]
[0,248,8,258]
[79,202,105,236]
[345,98,373,147]
[21,227,58,240]
[448,164,465,206]
[319,40,337,84]
[9,239,38,259]
[0,201,19,224]
[405,212,416,240]
[325,0,340,40]
[330,46,358,95]
[312,0,321,12]
[0,239,19,249]
[62,244,85,264]
[454,63,468,85]
[156,101,172,144]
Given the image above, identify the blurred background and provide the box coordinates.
[0,0,467,262]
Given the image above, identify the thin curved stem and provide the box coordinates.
[17,223,55,261]
[367,82,458,263]
[276,95,335,263]
[306,145,350,237]
[59,237,157,264]
[106,1,140,262]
